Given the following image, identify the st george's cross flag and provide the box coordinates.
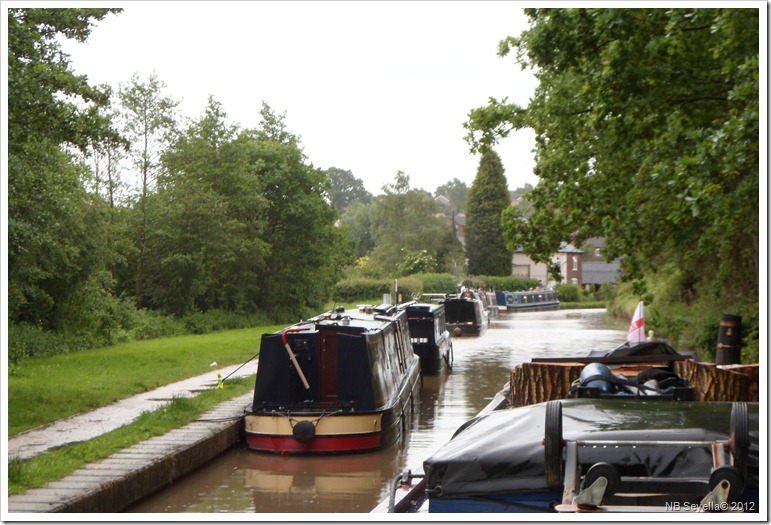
[626,301,645,344]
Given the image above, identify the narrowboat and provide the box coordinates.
[444,290,489,336]
[378,341,759,513]
[497,289,560,312]
[245,304,421,454]
[400,301,453,375]
[481,290,501,319]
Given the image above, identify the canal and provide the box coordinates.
[128,308,626,514]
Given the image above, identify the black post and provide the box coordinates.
[716,314,742,365]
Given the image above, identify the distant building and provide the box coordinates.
[579,237,623,290]
[512,242,583,288]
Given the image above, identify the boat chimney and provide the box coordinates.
[716,314,742,365]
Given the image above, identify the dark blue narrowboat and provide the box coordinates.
[497,290,560,312]
[400,301,453,375]
[245,304,421,454]
[444,290,489,336]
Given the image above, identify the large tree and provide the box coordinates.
[464,150,512,276]
[8,8,121,328]
[365,172,462,277]
[464,8,759,352]
[326,167,372,213]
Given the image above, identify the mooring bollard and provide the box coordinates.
[716,314,742,365]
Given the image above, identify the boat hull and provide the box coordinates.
[245,412,384,454]
[412,342,452,374]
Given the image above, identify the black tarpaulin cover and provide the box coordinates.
[423,399,759,498]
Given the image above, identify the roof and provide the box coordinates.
[582,261,622,284]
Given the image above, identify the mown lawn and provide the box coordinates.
[8,377,255,495]
[8,325,283,436]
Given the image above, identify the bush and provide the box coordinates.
[333,278,394,302]
[469,275,540,292]
[409,273,459,294]
[555,283,582,302]
[8,323,67,364]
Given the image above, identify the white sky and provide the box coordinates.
[53,1,540,195]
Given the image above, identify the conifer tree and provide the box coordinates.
[465,150,512,276]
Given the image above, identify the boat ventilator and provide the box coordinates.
[545,400,751,512]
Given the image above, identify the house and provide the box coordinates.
[512,243,583,288]
[579,237,623,290]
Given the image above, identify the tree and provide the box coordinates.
[339,201,377,258]
[434,178,468,220]
[360,172,463,277]
[465,150,512,276]
[8,8,122,328]
[253,101,298,145]
[119,73,180,307]
[245,107,351,317]
[148,97,269,315]
[465,7,759,353]
[326,167,372,212]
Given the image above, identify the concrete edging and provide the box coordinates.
[7,392,253,513]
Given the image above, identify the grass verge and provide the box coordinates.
[8,325,283,436]
[8,377,254,495]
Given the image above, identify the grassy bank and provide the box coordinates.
[8,324,283,436]
[8,377,254,495]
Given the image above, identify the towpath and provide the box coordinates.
[8,361,258,461]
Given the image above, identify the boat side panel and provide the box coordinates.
[337,332,376,409]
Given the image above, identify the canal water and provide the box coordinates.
[128,308,626,514]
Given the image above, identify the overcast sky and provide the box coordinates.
[55,1,540,195]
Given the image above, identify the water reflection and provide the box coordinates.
[128,308,624,514]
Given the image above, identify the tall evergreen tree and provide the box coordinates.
[465,150,512,276]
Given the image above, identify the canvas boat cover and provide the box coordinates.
[423,398,759,498]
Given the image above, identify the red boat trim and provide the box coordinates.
[245,432,382,454]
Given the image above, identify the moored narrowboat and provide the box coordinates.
[444,290,489,336]
[245,304,421,454]
[400,301,453,375]
[497,289,560,312]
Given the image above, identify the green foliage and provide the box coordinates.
[412,273,460,294]
[554,283,582,303]
[466,275,539,292]
[7,8,121,150]
[352,171,462,277]
[467,8,759,355]
[465,150,513,276]
[339,202,377,259]
[326,167,372,212]
[397,250,437,276]
[333,278,394,302]
[434,178,468,216]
